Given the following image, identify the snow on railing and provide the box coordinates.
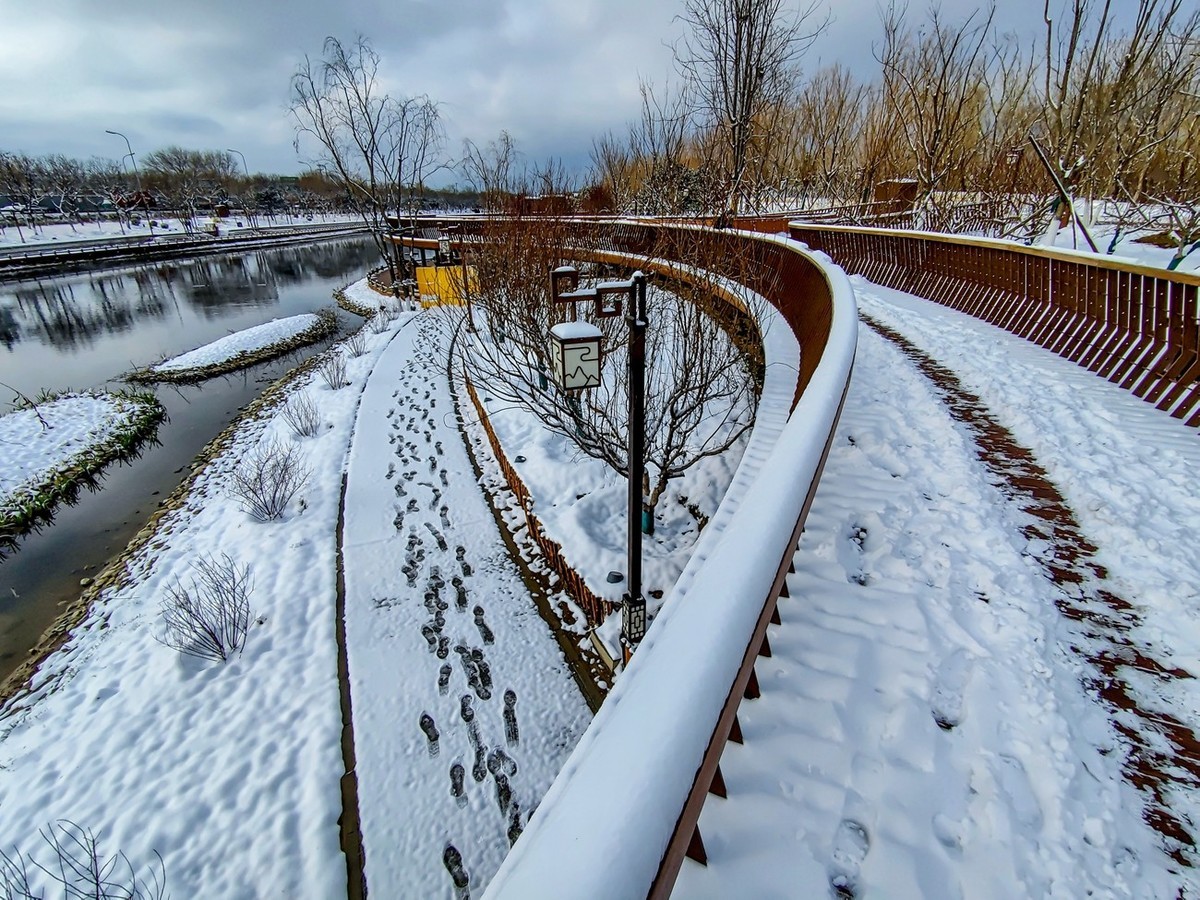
[479,226,857,899]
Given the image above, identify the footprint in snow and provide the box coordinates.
[828,818,870,899]
[931,648,973,730]
[996,754,1043,830]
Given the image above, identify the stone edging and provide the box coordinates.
[126,310,338,384]
[0,391,166,556]
[335,287,379,319]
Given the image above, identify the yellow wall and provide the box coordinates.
[415,265,478,307]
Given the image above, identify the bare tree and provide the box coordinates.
[455,219,761,532]
[461,131,520,211]
[673,0,827,218]
[875,3,997,223]
[290,35,446,280]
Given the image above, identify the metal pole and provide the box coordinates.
[106,130,154,239]
[622,273,648,660]
[227,148,253,228]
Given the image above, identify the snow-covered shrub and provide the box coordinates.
[344,328,369,357]
[0,820,168,899]
[230,440,310,521]
[281,392,321,438]
[371,305,396,334]
[159,554,253,662]
[316,350,349,390]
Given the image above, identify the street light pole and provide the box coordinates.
[622,273,648,662]
[548,267,649,664]
[105,129,154,239]
[227,148,254,229]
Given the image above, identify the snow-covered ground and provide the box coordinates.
[0,392,155,512]
[148,313,327,375]
[676,275,1200,898]
[342,311,590,896]
[0,280,591,898]
[0,214,361,249]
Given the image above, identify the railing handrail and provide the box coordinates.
[789,220,1200,286]
[411,220,857,899]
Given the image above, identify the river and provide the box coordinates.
[0,235,379,678]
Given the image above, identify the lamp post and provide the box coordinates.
[105,129,153,239]
[550,266,649,662]
[227,148,254,229]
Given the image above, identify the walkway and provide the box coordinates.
[340,311,591,897]
[675,276,1200,898]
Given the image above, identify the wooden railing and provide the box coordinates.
[397,220,857,899]
[790,223,1200,428]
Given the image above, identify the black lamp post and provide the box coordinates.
[550,266,649,661]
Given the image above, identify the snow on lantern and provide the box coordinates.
[548,321,603,391]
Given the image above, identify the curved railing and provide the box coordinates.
[789,223,1200,428]
[392,220,857,897]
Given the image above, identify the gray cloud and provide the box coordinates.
[0,0,1057,183]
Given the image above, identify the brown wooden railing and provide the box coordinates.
[398,220,858,899]
[790,223,1200,428]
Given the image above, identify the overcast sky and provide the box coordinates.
[1,0,1049,185]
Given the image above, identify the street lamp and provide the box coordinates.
[105,129,154,239]
[227,148,254,229]
[550,265,649,662]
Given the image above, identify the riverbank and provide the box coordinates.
[0,390,165,557]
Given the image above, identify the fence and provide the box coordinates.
[791,223,1200,428]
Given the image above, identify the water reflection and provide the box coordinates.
[0,236,378,399]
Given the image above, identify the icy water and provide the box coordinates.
[0,236,379,678]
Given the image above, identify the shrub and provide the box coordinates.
[344,328,369,358]
[0,820,167,899]
[317,350,349,390]
[160,554,253,662]
[230,440,310,521]
[371,306,396,334]
[281,392,321,438]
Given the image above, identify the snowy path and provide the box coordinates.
[676,278,1200,898]
[341,313,591,898]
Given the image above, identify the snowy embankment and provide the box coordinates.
[485,236,858,899]
[675,275,1200,898]
[0,214,363,249]
[0,391,163,548]
[0,280,388,896]
[129,311,337,383]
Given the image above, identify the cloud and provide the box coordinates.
[0,0,1058,180]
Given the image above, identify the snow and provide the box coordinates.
[149,313,324,374]
[484,237,859,899]
[0,279,589,898]
[548,321,602,340]
[341,311,591,896]
[672,274,1200,898]
[0,393,148,509]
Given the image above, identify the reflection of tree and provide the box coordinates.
[0,236,376,351]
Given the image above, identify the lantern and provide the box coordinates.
[548,321,603,390]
